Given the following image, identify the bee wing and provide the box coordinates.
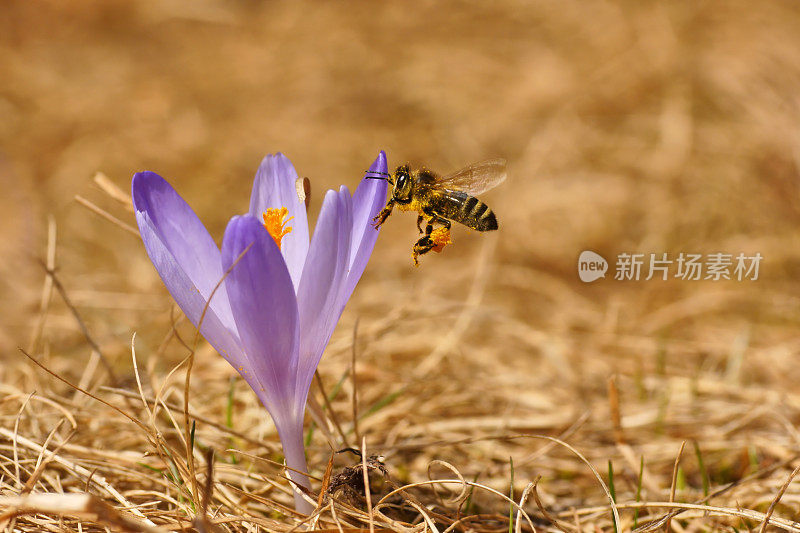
[436,158,507,195]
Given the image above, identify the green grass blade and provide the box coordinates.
[608,460,618,533]
[634,455,644,529]
[508,457,515,533]
[693,441,709,496]
[464,472,480,515]
[360,388,404,419]
[226,377,235,428]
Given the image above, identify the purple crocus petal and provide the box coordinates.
[248,153,310,290]
[132,172,245,368]
[221,215,301,419]
[294,188,353,405]
[344,151,389,299]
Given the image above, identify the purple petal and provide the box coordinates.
[248,154,310,290]
[132,171,245,368]
[221,215,301,419]
[294,188,353,405]
[344,151,389,299]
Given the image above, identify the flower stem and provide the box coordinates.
[278,422,313,514]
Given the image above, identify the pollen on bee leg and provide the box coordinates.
[430,227,452,253]
[262,207,293,248]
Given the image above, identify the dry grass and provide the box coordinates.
[3,0,800,531]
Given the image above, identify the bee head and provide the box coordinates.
[392,164,413,202]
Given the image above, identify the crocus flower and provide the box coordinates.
[132,152,388,513]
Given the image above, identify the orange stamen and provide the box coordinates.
[430,227,452,253]
[262,207,293,248]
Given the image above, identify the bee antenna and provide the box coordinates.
[365,173,394,185]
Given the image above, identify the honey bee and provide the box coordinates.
[367,158,506,265]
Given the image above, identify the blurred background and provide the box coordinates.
[3,0,800,522]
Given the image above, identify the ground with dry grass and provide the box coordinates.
[3,1,800,531]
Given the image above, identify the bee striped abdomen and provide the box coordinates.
[472,201,498,231]
[453,193,498,231]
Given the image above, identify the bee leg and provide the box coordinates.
[412,235,435,266]
[422,208,451,230]
[416,215,425,234]
[372,200,395,229]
